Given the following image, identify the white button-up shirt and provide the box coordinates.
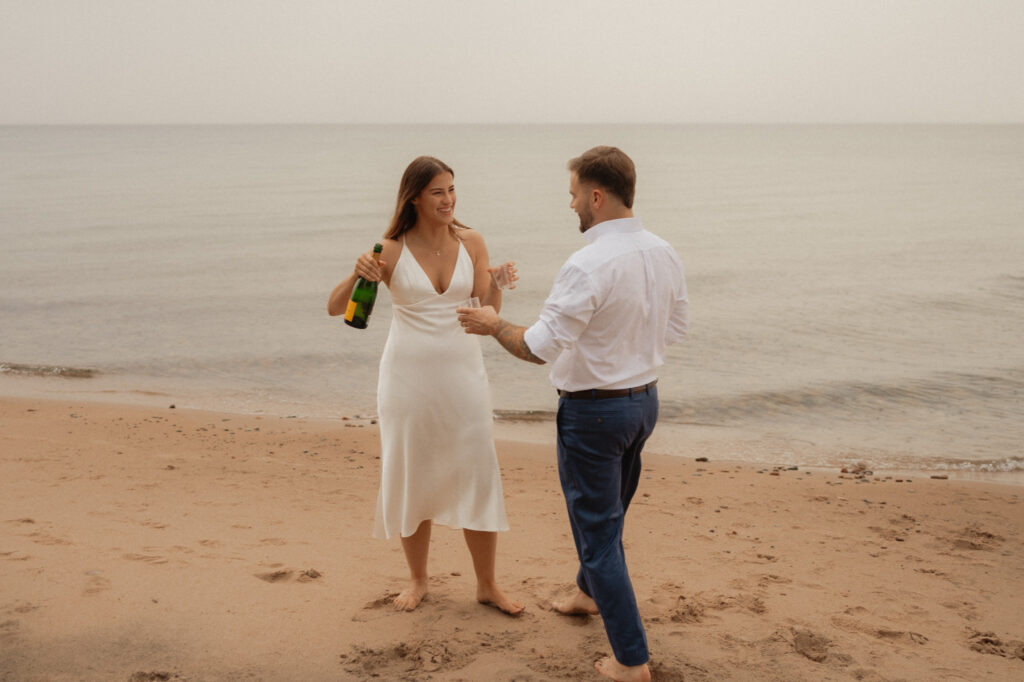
[523,217,689,392]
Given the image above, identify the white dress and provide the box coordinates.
[373,239,509,539]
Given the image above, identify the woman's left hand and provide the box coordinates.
[487,261,518,290]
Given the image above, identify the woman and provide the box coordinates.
[328,156,522,615]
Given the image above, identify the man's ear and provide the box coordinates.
[591,187,604,211]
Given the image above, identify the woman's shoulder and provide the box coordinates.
[455,226,485,247]
[456,226,488,262]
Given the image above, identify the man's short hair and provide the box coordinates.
[567,146,636,208]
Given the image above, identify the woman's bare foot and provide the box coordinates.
[477,581,525,616]
[393,579,428,611]
[594,656,651,682]
[552,588,599,615]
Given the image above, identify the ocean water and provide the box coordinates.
[2,124,1022,479]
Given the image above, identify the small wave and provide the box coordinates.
[494,409,556,422]
[658,369,1024,425]
[927,457,1024,474]
[0,362,97,378]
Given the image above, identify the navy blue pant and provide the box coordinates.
[555,387,658,667]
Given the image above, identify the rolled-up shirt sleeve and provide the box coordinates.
[523,263,596,364]
[666,281,689,345]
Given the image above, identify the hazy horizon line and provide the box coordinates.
[3,120,1023,127]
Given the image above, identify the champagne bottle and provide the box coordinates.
[344,243,383,329]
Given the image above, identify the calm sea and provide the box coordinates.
[2,125,1022,479]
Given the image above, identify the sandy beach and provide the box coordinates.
[1,396,1022,681]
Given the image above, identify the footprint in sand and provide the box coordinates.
[669,596,705,624]
[756,573,792,587]
[913,567,949,578]
[2,602,39,616]
[877,629,929,645]
[953,525,1004,551]
[868,525,905,543]
[0,619,21,647]
[790,628,833,662]
[123,553,169,564]
[832,612,928,645]
[645,583,707,625]
[84,574,112,596]
[1,550,32,562]
[256,569,293,583]
[340,638,476,677]
[296,569,323,583]
[26,531,72,546]
[255,568,322,583]
[941,599,981,622]
[647,659,694,682]
[717,593,767,615]
[968,631,1024,660]
[351,591,405,622]
[128,672,183,682]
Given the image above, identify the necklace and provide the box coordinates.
[408,230,447,256]
[416,240,445,256]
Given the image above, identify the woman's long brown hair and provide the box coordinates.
[383,156,468,240]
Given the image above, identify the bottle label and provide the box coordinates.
[344,299,360,321]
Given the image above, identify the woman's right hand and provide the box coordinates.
[354,250,386,281]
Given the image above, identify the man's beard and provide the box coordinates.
[577,207,594,233]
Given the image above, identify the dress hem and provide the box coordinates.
[373,517,511,540]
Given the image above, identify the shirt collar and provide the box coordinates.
[583,217,643,244]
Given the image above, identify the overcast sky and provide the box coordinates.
[2,0,1022,124]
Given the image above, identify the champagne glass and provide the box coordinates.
[489,261,514,290]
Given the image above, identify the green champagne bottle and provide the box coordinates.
[344,243,383,329]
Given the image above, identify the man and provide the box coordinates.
[458,146,688,682]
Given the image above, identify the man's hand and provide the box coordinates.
[458,307,545,365]
[457,305,500,335]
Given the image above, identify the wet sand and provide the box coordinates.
[1,397,1022,681]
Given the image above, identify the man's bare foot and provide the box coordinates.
[552,588,599,616]
[393,579,428,611]
[594,656,651,682]
[477,581,525,616]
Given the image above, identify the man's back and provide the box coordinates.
[525,217,688,391]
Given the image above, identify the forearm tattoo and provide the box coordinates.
[494,320,545,365]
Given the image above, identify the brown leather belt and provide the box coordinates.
[557,379,658,400]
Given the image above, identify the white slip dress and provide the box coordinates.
[373,238,509,539]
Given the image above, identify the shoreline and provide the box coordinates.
[3,375,1022,485]
[2,394,1023,680]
